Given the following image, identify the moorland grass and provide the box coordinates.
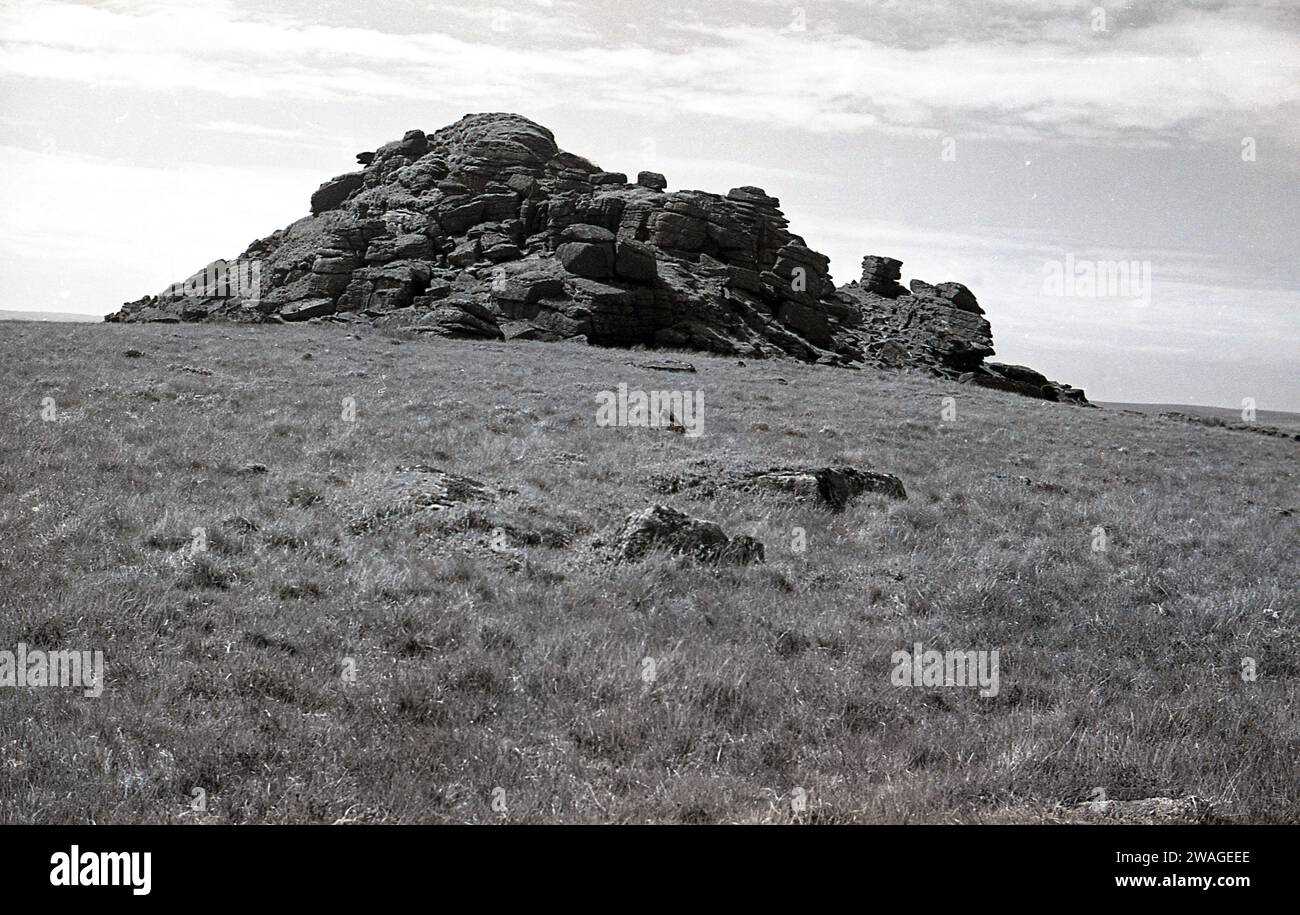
[0,321,1295,823]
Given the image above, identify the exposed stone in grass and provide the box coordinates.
[236,462,269,475]
[627,358,696,373]
[344,465,496,533]
[995,472,1068,494]
[220,515,259,533]
[285,480,324,507]
[244,630,300,654]
[409,298,504,340]
[733,467,908,509]
[959,362,1090,405]
[614,503,764,564]
[544,450,587,465]
[657,465,908,510]
[1073,796,1215,824]
[276,580,324,601]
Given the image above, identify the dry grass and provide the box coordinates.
[0,321,1295,824]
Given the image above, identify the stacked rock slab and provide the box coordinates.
[106,112,1085,403]
[858,256,908,299]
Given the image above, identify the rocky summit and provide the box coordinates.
[107,112,1086,404]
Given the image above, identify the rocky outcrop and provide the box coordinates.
[838,259,1087,403]
[106,112,1085,403]
[961,362,1089,405]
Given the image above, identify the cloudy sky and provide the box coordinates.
[1,0,1296,409]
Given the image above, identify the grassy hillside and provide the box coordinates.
[1,322,1296,824]
[0,311,101,323]
[1099,401,1300,433]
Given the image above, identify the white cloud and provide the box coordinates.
[196,120,308,140]
[0,0,1295,407]
[0,0,1295,144]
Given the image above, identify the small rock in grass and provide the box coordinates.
[614,504,764,565]
[734,466,908,510]
[628,359,696,373]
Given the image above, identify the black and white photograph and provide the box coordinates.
[0,0,1294,893]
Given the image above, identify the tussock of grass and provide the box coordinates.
[0,321,1295,823]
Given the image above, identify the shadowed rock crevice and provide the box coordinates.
[107,112,1085,403]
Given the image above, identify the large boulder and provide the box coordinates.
[614,238,658,282]
[556,241,613,278]
[636,171,667,191]
[310,172,364,216]
[412,298,503,339]
[489,259,567,308]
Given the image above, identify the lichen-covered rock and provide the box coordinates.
[736,467,908,510]
[614,504,764,565]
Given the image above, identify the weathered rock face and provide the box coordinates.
[106,112,1085,403]
[837,257,1087,403]
[961,362,1089,405]
[614,504,764,565]
[840,273,993,374]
